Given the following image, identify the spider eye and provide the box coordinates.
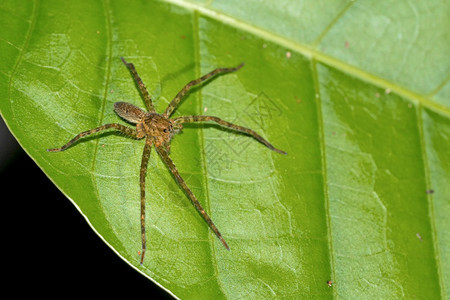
[163,128,168,133]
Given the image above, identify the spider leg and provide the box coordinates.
[155,144,230,250]
[121,57,156,113]
[173,116,287,155]
[164,63,245,118]
[139,138,152,265]
[47,123,141,152]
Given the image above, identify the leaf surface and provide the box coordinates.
[1,0,449,298]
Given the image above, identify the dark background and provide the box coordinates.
[1,117,172,298]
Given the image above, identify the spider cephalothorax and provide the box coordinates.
[48,57,286,265]
[141,114,177,148]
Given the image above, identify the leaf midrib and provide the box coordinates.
[162,0,450,117]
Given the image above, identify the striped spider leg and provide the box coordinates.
[164,63,245,117]
[47,57,286,265]
[172,116,287,154]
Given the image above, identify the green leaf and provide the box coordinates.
[1,0,449,298]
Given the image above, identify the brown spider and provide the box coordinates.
[48,57,286,265]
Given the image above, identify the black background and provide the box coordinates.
[1,117,172,298]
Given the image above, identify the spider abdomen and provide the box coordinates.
[114,102,146,124]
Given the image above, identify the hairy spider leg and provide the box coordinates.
[121,57,156,113]
[139,139,152,265]
[46,123,141,152]
[173,116,287,155]
[155,144,230,250]
[164,63,245,118]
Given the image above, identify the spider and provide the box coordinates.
[48,57,287,265]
